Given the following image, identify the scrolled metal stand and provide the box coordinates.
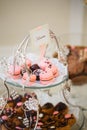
[62,80,86,130]
[0,80,10,130]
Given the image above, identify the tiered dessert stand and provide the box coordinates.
[0,30,86,130]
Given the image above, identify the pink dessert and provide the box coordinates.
[17,102,23,107]
[65,114,72,119]
[8,65,21,79]
[29,74,36,82]
[23,73,36,83]
[8,57,59,86]
[40,70,54,81]
[9,65,21,75]
[21,59,32,68]
[45,64,58,76]
[39,58,52,70]
[2,115,8,120]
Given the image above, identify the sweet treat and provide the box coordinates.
[39,58,52,71]
[38,102,76,130]
[45,64,59,77]
[29,74,36,82]
[40,103,54,114]
[7,56,60,86]
[0,94,76,130]
[40,70,54,81]
[8,65,21,79]
[0,91,38,130]
[30,64,40,72]
[54,102,68,115]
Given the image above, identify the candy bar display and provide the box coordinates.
[0,27,86,130]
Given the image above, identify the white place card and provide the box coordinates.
[30,24,50,46]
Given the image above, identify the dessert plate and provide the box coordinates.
[0,53,68,89]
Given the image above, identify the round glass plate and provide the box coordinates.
[0,53,68,89]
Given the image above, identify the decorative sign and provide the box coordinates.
[24,98,38,111]
[30,24,50,46]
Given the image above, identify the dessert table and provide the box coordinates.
[0,41,87,130]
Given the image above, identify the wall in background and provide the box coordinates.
[0,0,70,46]
[0,0,87,47]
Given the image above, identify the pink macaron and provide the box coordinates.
[40,70,54,81]
[29,74,36,82]
[45,65,58,76]
[39,58,52,70]
[8,65,21,75]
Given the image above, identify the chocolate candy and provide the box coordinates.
[30,64,40,72]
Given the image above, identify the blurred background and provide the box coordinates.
[0,0,87,56]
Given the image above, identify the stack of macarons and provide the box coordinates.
[8,58,59,85]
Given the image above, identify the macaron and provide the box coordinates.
[8,65,21,75]
[29,74,36,82]
[40,70,54,81]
